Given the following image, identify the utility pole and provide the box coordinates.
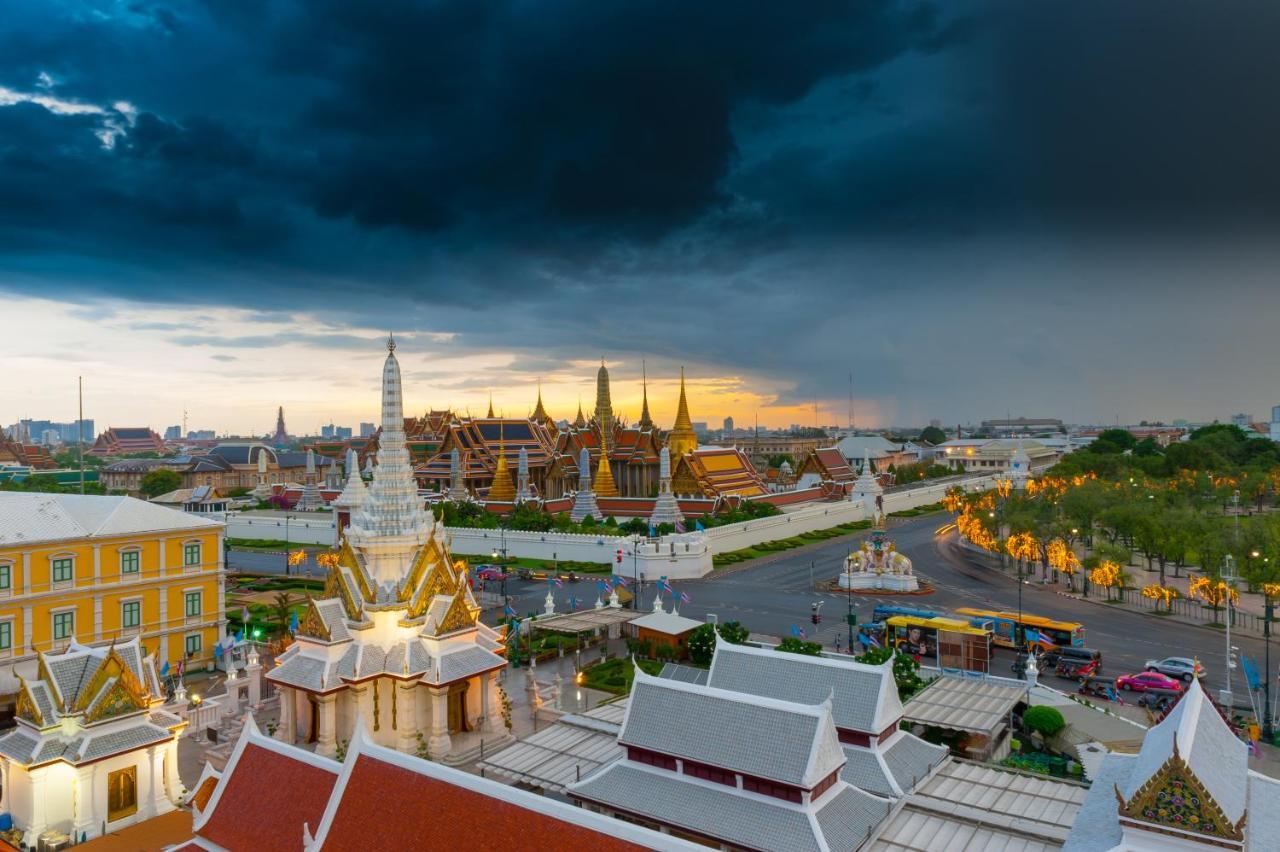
[1224,554,1238,709]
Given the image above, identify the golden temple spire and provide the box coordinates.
[594,359,613,432]
[486,392,495,419]
[594,424,619,498]
[638,359,654,431]
[488,420,516,502]
[532,379,551,428]
[667,367,698,458]
[574,397,587,429]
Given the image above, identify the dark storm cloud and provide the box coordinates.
[3,2,1279,422]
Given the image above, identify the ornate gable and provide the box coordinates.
[1117,741,1246,843]
[86,678,144,722]
[434,585,480,636]
[15,678,45,727]
[398,538,443,603]
[338,535,376,604]
[408,556,460,619]
[298,598,332,641]
[74,648,147,716]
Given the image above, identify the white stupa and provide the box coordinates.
[649,446,684,528]
[267,335,509,763]
[570,447,601,523]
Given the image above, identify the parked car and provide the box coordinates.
[515,567,535,581]
[1042,646,1103,672]
[1144,657,1204,682]
[1116,671,1185,692]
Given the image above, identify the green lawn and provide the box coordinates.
[581,658,664,694]
[711,519,874,568]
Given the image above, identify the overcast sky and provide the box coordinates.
[3,2,1279,435]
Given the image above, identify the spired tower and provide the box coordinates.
[571,447,601,523]
[267,335,509,763]
[294,448,324,511]
[487,424,516,503]
[649,446,684,528]
[343,334,433,589]
[666,367,699,459]
[638,360,655,431]
[594,360,614,432]
[273,406,288,446]
[515,446,532,503]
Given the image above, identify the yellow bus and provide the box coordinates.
[953,608,1084,649]
[884,615,992,673]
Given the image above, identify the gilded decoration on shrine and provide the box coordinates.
[299,599,332,641]
[435,586,479,635]
[86,679,144,722]
[1117,744,1244,841]
[15,679,44,727]
[74,649,146,715]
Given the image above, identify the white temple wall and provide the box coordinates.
[213,512,336,545]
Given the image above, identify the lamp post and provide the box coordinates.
[846,548,855,654]
[490,548,508,612]
[1224,554,1238,709]
[630,534,643,611]
[1265,586,1274,740]
[283,513,295,575]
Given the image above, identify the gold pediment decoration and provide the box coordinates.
[85,678,144,723]
[338,535,376,604]
[15,678,44,727]
[435,585,480,635]
[334,570,363,621]
[409,558,460,619]
[298,598,332,641]
[1117,740,1244,841]
[36,652,65,712]
[74,648,147,714]
[398,540,440,602]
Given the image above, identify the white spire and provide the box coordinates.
[515,446,532,503]
[345,335,432,588]
[446,447,468,501]
[649,446,683,528]
[570,447,600,523]
[333,448,367,512]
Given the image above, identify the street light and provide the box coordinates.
[630,534,644,610]
[1223,554,1238,708]
[283,513,296,575]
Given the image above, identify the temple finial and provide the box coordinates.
[387,332,396,352]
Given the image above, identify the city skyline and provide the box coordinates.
[4,4,1280,432]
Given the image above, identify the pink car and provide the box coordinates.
[1116,671,1184,692]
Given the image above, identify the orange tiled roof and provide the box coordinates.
[675,448,767,498]
[317,751,647,851]
[197,740,338,851]
[798,447,856,482]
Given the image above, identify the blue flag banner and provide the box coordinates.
[160,660,170,677]
[695,520,704,531]
[290,610,299,632]
[214,643,223,658]
[1244,656,1261,690]
[234,629,244,643]
[649,524,656,538]
[790,624,800,637]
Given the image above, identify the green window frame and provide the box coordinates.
[0,563,10,590]
[120,550,140,574]
[122,601,141,629]
[53,610,75,640]
[183,543,201,566]
[185,591,202,618]
[52,557,74,583]
[185,633,202,657]
[0,621,11,650]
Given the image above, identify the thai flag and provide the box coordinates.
[615,576,630,588]
[596,580,609,592]
[866,632,881,649]
[552,576,564,588]
[680,591,691,604]
[657,578,672,595]
[1025,628,1051,647]
[675,520,686,533]
[240,605,250,623]
[504,605,516,618]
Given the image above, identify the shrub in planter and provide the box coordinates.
[1023,705,1066,738]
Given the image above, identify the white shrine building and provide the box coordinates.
[267,336,510,764]
[0,637,184,845]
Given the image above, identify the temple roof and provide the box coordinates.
[707,640,903,735]
[623,667,845,788]
[671,447,767,498]
[0,492,221,546]
[191,717,340,852]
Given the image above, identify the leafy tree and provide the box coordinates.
[1022,705,1065,737]
[918,426,948,445]
[1095,428,1137,451]
[855,646,925,698]
[687,624,718,665]
[767,454,795,469]
[777,637,823,656]
[139,468,182,498]
[717,620,749,644]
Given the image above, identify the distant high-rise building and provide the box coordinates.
[187,430,216,440]
[360,422,376,438]
[164,425,182,441]
[335,426,353,439]
[321,422,337,439]
[723,416,734,434]
[1231,412,1253,428]
[1270,406,1280,442]
[40,429,61,446]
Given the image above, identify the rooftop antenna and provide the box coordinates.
[182,403,188,439]
[848,370,854,433]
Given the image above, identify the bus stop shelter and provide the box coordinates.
[903,675,1028,761]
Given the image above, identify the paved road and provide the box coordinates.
[667,514,1274,701]
[229,516,1276,703]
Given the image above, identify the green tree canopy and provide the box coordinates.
[139,468,182,498]
[918,426,948,445]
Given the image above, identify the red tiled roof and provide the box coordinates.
[317,752,647,851]
[757,487,829,506]
[197,741,338,851]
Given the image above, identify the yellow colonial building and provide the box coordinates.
[0,492,225,713]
